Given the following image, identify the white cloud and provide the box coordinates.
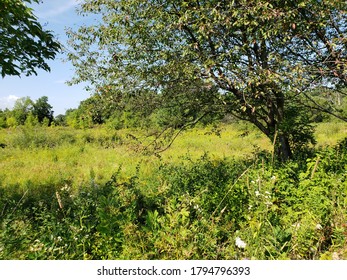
[0,95,20,110]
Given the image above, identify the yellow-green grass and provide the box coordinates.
[314,121,347,147]
[0,144,140,189]
[159,125,269,162]
[0,122,346,190]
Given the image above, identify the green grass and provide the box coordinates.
[0,121,346,189]
[314,121,347,146]
[0,123,271,189]
[1,122,347,260]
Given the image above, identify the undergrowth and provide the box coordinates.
[1,137,347,259]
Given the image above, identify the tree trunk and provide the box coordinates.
[277,134,292,161]
[250,118,293,161]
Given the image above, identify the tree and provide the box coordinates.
[67,0,346,160]
[12,96,34,125]
[275,0,347,122]
[24,111,39,127]
[283,0,347,87]
[54,114,67,126]
[0,109,7,128]
[0,0,60,77]
[32,96,54,125]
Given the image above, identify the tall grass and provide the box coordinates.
[0,122,346,259]
[0,123,272,189]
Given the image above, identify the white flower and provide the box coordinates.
[61,184,70,192]
[194,204,202,213]
[271,176,276,181]
[315,224,323,230]
[292,222,301,229]
[235,237,247,249]
[255,190,260,197]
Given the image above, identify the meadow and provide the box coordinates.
[0,122,347,259]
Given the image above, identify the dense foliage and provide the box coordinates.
[66,0,347,160]
[0,126,346,260]
[0,96,54,127]
[0,143,345,260]
[1,0,347,261]
[0,0,60,77]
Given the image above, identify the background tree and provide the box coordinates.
[0,0,60,77]
[54,114,67,126]
[67,0,346,160]
[32,96,54,125]
[0,109,7,128]
[24,111,39,127]
[12,96,34,125]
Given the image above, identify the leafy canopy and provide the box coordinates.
[0,0,61,77]
[67,0,347,159]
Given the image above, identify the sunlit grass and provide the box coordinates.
[0,121,345,190]
[163,124,271,160]
[1,122,347,260]
[314,121,347,147]
[0,144,143,189]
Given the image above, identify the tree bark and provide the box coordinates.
[277,134,293,161]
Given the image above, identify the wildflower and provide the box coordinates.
[292,222,301,229]
[271,176,276,181]
[61,184,70,192]
[255,190,260,197]
[194,204,202,213]
[235,237,247,249]
[315,224,323,230]
[264,191,271,199]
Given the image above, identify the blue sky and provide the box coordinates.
[0,0,96,116]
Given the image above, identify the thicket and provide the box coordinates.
[1,137,346,260]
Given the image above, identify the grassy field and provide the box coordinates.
[1,122,345,189]
[0,123,269,188]
[0,122,347,259]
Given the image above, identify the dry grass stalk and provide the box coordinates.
[311,157,320,179]
[55,191,63,209]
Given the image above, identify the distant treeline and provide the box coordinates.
[0,96,53,128]
[1,87,346,131]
